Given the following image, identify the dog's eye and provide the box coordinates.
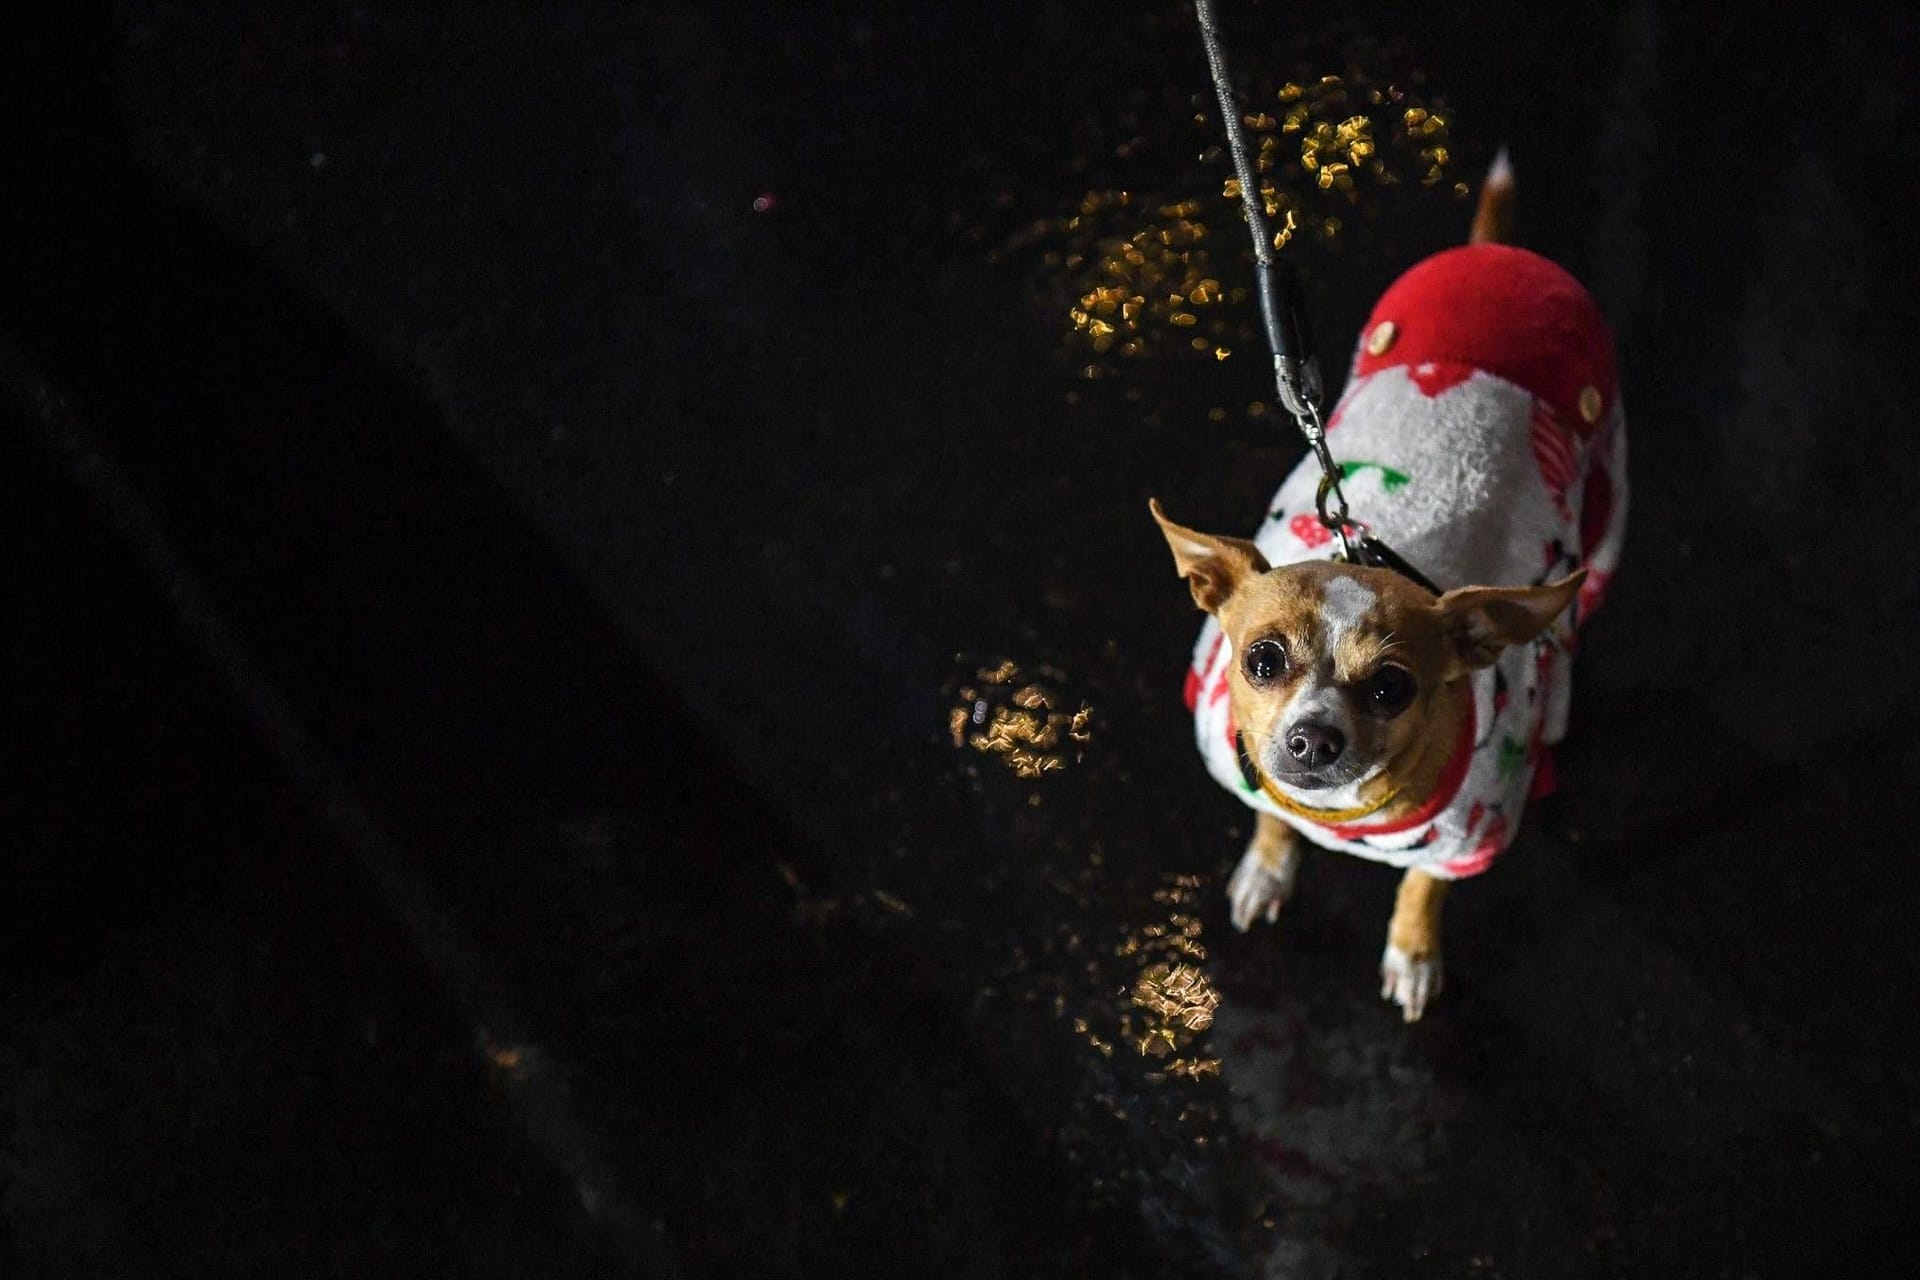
[1362,665,1416,715]
[1243,639,1287,683]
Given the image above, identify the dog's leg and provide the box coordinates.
[1227,812,1300,933]
[1380,869,1449,1021]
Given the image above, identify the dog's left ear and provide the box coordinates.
[1149,498,1269,615]
[1436,570,1586,676]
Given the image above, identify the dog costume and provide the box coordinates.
[1186,243,1628,878]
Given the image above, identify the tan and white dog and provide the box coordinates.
[1153,155,1627,1020]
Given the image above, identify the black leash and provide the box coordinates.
[1191,0,1443,598]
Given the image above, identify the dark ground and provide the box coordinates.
[5,2,1920,1276]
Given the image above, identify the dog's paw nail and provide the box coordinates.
[1379,944,1442,1022]
[1227,847,1295,934]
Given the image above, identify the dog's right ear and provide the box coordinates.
[1149,498,1269,615]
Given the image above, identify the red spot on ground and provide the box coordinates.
[1231,1026,1288,1053]
[1252,1138,1320,1180]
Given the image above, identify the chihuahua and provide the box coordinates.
[1152,153,1627,1020]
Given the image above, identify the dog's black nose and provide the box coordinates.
[1284,722,1345,769]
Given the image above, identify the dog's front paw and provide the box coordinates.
[1379,944,1443,1022]
[1227,844,1296,933]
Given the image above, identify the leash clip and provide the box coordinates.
[1311,463,1360,563]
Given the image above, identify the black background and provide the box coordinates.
[5,2,1920,1276]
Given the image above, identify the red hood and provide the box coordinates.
[1345,243,1617,437]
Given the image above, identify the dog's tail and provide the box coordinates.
[1469,147,1515,245]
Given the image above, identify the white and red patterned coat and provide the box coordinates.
[1186,243,1628,879]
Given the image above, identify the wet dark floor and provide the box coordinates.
[6,2,1920,1276]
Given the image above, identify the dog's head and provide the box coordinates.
[1151,499,1582,793]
